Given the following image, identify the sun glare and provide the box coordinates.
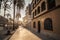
[19,18,23,21]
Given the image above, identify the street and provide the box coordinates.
[9,26,42,40]
[0,0,60,40]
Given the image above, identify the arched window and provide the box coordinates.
[38,6,40,14]
[33,12,34,19]
[41,2,46,11]
[44,18,53,31]
[35,10,36,16]
[47,0,56,10]
[33,22,36,28]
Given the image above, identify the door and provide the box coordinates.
[38,21,41,33]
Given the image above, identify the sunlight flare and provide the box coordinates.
[19,18,23,21]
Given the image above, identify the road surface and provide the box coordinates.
[9,26,42,40]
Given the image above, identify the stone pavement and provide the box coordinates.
[9,26,42,40]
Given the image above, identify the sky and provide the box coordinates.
[0,0,32,21]
[19,0,32,21]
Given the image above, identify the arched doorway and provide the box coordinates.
[38,21,41,33]
[44,18,53,31]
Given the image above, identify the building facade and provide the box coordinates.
[30,0,60,39]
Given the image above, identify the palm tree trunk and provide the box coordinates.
[13,3,15,30]
[17,7,19,13]
[4,0,5,17]
[4,8,6,16]
[4,0,7,17]
[0,2,1,13]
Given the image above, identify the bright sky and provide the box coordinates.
[0,0,32,21]
[19,0,32,21]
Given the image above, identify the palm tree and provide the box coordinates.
[0,0,11,16]
[1,0,11,17]
[6,13,11,19]
[16,13,21,20]
[0,0,2,8]
[13,0,25,30]
[16,0,25,19]
[17,0,25,11]
[16,13,21,28]
[0,0,3,13]
[13,0,25,19]
[13,0,17,30]
[13,0,25,20]
[0,0,11,17]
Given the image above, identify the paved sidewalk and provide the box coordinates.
[9,26,42,40]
